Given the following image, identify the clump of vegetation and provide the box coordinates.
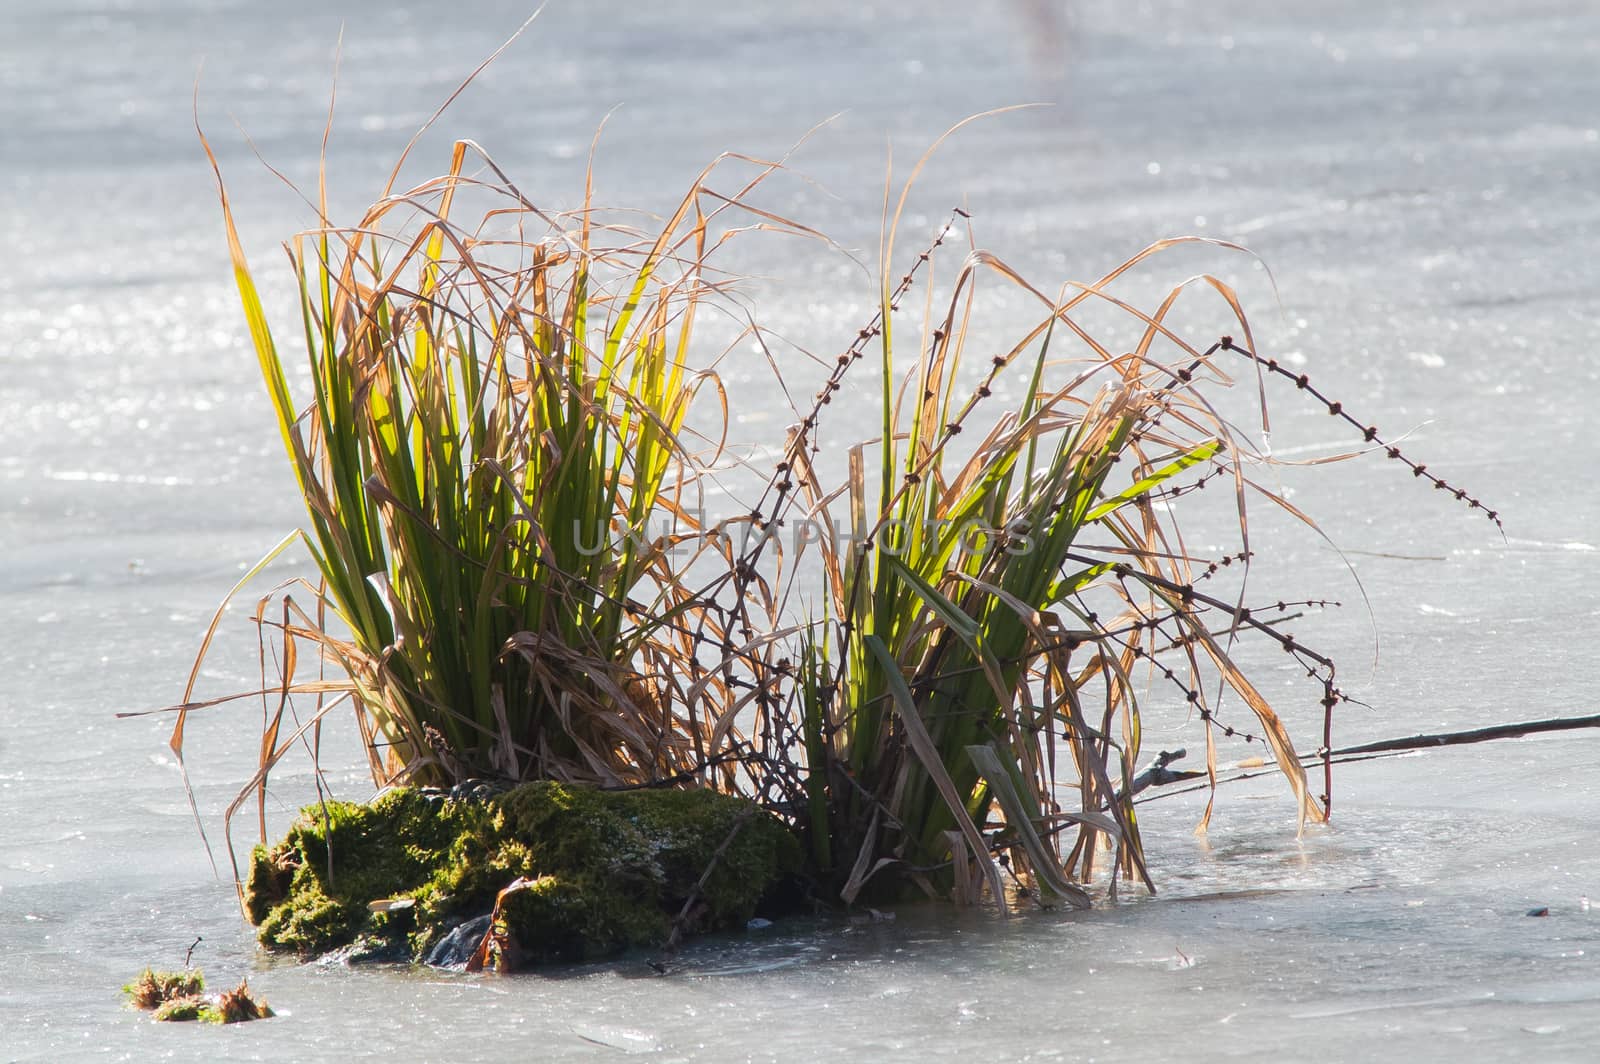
[208,981,275,1024]
[245,783,798,963]
[781,228,1331,905]
[123,968,204,1011]
[142,45,1496,945]
[185,136,749,798]
[124,969,272,1023]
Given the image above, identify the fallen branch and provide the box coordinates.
[1332,714,1600,756]
[1134,713,1600,803]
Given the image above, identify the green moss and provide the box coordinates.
[466,873,642,966]
[243,844,294,926]
[255,876,360,955]
[246,782,801,966]
[152,995,211,1022]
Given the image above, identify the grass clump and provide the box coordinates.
[783,231,1302,906]
[172,127,783,810]
[149,48,1496,935]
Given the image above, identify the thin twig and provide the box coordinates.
[662,806,759,954]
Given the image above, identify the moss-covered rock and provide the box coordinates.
[244,782,800,967]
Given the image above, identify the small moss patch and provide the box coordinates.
[151,994,210,1022]
[123,968,204,1011]
[245,782,800,966]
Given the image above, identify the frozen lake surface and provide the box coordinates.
[3,1,1598,1059]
